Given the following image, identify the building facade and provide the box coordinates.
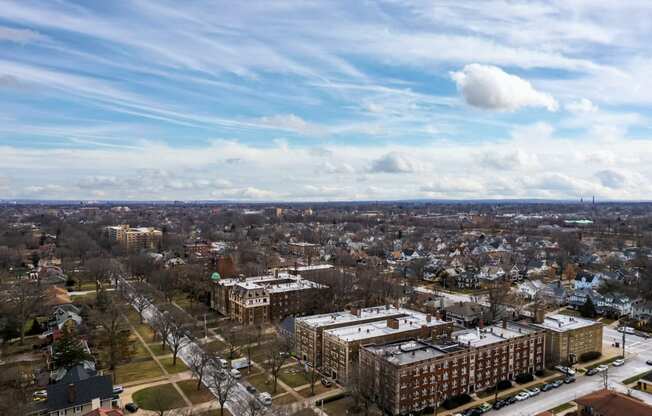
[105,225,162,251]
[359,323,546,416]
[531,314,603,366]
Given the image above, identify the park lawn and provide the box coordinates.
[177,379,215,404]
[299,383,330,398]
[159,356,190,374]
[204,339,228,354]
[132,383,185,411]
[148,342,169,356]
[623,370,652,385]
[273,393,299,405]
[323,395,382,416]
[71,292,96,303]
[279,365,311,388]
[114,359,164,384]
[246,373,286,396]
[134,323,157,343]
[130,336,151,359]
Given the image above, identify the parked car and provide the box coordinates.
[112,385,124,394]
[646,360,652,366]
[613,359,625,367]
[554,365,575,375]
[246,385,257,394]
[478,403,492,413]
[32,390,47,399]
[526,387,540,396]
[493,399,505,410]
[541,383,554,391]
[125,403,139,413]
[321,378,333,387]
[505,396,517,405]
[230,369,241,379]
[596,364,608,372]
[564,376,576,384]
[515,392,530,401]
[551,380,563,388]
[462,408,482,416]
[258,392,272,406]
[586,368,599,376]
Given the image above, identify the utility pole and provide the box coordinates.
[622,327,626,359]
[204,313,208,341]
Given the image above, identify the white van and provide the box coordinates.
[230,369,241,379]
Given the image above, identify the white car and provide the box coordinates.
[258,392,272,406]
[515,392,530,401]
[229,369,241,379]
[113,385,124,394]
[554,365,575,375]
[612,359,625,367]
[596,364,608,372]
[526,387,540,396]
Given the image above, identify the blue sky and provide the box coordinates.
[1,0,652,201]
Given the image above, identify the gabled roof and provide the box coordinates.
[46,374,113,412]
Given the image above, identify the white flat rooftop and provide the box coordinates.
[325,310,447,342]
[296,306,406,328]
[533,314,600,332]
[453,323,538,347]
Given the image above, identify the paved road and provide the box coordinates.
[489,331,652,416]
[118,278,255,415]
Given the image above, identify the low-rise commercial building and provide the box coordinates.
[359,322,546,415]
[531,313,602,366]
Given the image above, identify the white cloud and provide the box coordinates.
[0,25,46,43]
[450,64,558,111]
[477,149,539,170]
[369,153,422,173]
[595,170,627,189]
[565,98,598,114]
[258,114,319,135]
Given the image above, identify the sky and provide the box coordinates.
[1,1,652,201]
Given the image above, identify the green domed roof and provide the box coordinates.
[211,272,221,282]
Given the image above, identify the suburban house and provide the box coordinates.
[538,281,568,305]
[632,300,652,321]
[574,271,602,290]
[443,301,491,327]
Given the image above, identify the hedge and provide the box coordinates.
[580,351,602,363]
[515,373,534,384]
[441,393,472,410]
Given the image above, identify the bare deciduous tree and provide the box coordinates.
[207,368,238,416]
[2,280,44,345]
[264,335,293,394]
[189,349,214,391]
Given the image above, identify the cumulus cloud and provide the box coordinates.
[0,26,46,44]
[595,170,627,189]
[477,150,539,170]
[565,98,598,114]
[420,177,484,194]
[369,152,422,173]
[321,161,355,174]
[450,64,558,111]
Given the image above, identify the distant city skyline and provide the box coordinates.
[1,1,652,201]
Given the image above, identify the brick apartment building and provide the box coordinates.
[211,272,328,325]
[104,225,162,251]
[530,313,603,366]
[359,322,546,415]
[288,242,320,258]
[322,310,453,383]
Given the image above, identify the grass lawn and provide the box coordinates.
[134,323,157,343]
[279,365,311,388]
[132,383,185,411]
[273,393,299,405]
[204,339,228,354]
[246,373,286,395]
[197,410,233,416]
[71,292,96,302]
[131,336,151,359]
[114,359,164,384]
[323,396,382,416]
[299,383,331,398]
[548,402,576,414]
[623,370,652,385]
[148,342,169,356]
[600,317,617,325]
[159,356,190,374]
[177,379,216,404]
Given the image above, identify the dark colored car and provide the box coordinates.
[246,385,257,394]
[493,399,505,409]
[646,360,652,366]
[321,378,334,387]
[462,409,483,416]
[564,376,576,384]
[505,396,517,405]
[125,403,139,413]
[586,368,599,376]
[552,380,563,388]
[541,383,554,391]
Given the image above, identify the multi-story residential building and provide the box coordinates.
[321,311,453,383]
[211,271,328,325]
[295,306,411,368]
[359,322,546,415]
[184,241,211,258]
[104,225,162,251]
[531,313,603,366]
[288,242,320,259]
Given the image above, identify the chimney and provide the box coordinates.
[502,319,507,329]
[351,307,361,317]
[534,307,545,324]
[67,384,76,404]
[426,314,432,323]
[479,318,484,329]
[385,304,390,310]
[274,269,279,279]
[387,318,400,329]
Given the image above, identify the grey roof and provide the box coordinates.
[46,374,113,411]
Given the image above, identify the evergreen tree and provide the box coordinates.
[52,326,93,370]
[580,296,597,318]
